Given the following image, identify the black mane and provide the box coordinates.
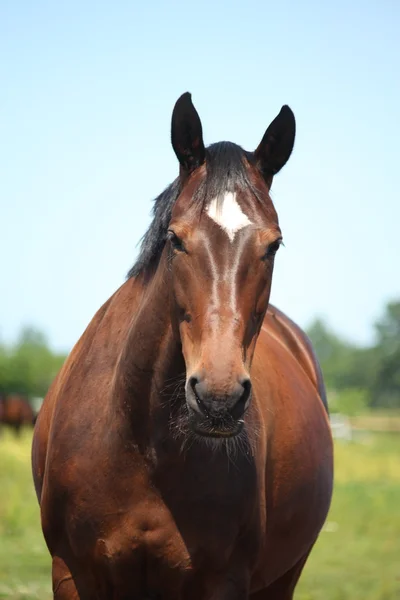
[128,142,259,278]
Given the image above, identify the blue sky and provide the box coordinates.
[1,1,399,352]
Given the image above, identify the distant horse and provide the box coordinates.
[32,93,333,599]
[0,393,36,435]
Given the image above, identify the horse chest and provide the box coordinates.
[101,486,253,560]
[95,511,192,594]
[94,494,256,597]
[91,460,260,595]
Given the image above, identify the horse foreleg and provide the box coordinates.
[52,556,80,600]
[250,552,310,600]
[13,423,22,437]
[198,567,250,600]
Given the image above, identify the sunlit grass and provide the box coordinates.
[0,429,50,600]
[297,432,400,599]
[0,429,399,599]
[333,432,400,483]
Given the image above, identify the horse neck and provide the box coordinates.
[113,257,184,446]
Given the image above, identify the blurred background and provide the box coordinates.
[1,1,399,598]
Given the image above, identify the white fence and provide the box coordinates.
[329,413,353,441]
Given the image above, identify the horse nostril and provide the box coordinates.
[189,375,199,395]
[241,378,252,409]
[188,375,207,414]
[230,378,252,420]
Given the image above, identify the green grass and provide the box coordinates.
[0,429,399,599]
[0,430,50,599]
[296,431,400,599]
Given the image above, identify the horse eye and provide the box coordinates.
[263,239,282,259]
[167,230,186,253]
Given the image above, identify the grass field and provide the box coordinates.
[0,429,399,599]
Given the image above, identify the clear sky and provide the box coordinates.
[1,1,399,352]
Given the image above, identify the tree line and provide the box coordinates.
[1,300,399,415]
[307,300,400,414]
[0,327,66,400]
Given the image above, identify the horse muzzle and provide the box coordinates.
[185,373,251,437]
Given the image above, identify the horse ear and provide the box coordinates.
[255,105,296,183]
[171,92,206,174]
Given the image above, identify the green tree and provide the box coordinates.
[329,387,369,416]
[0,326,66,398]
[370,301,400,408]
[306,318,373,393]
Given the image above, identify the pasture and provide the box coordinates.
[0,429,399,599]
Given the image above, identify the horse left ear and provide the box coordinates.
[255,105,296,183]
[171,92,206,175]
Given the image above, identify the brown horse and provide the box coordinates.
[0,393,36,435]
[32,93,333,600]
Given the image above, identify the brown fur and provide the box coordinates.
[32,94,333,600]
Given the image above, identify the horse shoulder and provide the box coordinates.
[32,288,120,502]
[264,305,328,413]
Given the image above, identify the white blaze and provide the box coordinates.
[206,192,252,242]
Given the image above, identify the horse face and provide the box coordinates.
[167,93,295,438]
[168,178,282,437]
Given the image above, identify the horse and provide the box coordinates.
[0,393,36,435]
[32,92,333,600]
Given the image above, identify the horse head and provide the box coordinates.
[132,93,295,439]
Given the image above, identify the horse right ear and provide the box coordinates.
[171,92,206,175]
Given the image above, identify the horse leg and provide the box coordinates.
[52,553,115,600]
[14,423,22,437]
[52,556,80,600]
[200,566,250,600]
[250,553,310,600]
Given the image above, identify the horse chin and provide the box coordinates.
[189,411,244,440]
[194,426,243,440]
